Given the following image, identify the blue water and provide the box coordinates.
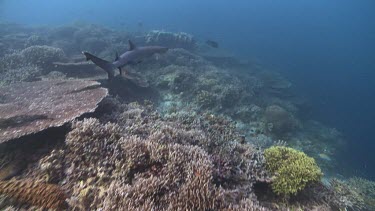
[1,0,375,179]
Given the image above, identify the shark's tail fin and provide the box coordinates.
[82,52,116,79]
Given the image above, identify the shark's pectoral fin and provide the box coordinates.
[118,67,122,75]
[115,52,119,61]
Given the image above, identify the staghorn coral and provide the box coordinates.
[264,146,323,196]
[101,142,222,210]
[0,179,68,210]
[32,102,273,210]
[37,118,224,210]
[0,80,108,143]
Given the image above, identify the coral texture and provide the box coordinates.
[34,102,270,210]
[264,146,323,196]
[145,30,196,50]
[0,80,108,143]
[0,179,68,210]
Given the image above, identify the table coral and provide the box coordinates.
[0,80,108,143]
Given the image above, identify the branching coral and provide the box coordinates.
[195,90,218,109]
[347,177,375,210]
[264,146,323,196]
[0,179,68,210]
[32,101,273,210]
[38,118,224,210]
[20,45,67,71]
[0,45,67,84]
[327,178,367,211]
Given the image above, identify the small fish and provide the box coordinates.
[318,153,332,161]
[206,40,219,48]
[83,40,168,80]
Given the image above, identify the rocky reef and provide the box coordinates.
[0,23,373,210]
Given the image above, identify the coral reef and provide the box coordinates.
[30,102,273,210]
[195,90,219,109]
[264,146,323,196]
[0,65,41,86]
[0,45,67,85]
[145,30,196,50]
[80,37,108,54]
[264,105,300,137]
[0,179,68,210]
[0,23,366,210]
[347,177,375,210]
[325,178,367,211]
[24,35,47,47]
[20,45,67,72]
[0,80,108,143]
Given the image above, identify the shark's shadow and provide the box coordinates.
[99,76,160,103]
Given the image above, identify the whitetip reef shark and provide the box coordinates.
[82,40,168,79]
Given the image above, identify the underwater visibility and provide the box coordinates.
[0,0,374,210]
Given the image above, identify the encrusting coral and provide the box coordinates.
[264,146,323,196]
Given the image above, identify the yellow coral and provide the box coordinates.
[264,146,323,196]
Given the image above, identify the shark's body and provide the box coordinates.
[83,40,168,79]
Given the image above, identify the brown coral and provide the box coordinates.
[264,105,299,137]
[0,80,108,143]
[0,179,68,210]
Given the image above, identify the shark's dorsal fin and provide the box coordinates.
[128,40,136,51]
[115,52,119,61]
